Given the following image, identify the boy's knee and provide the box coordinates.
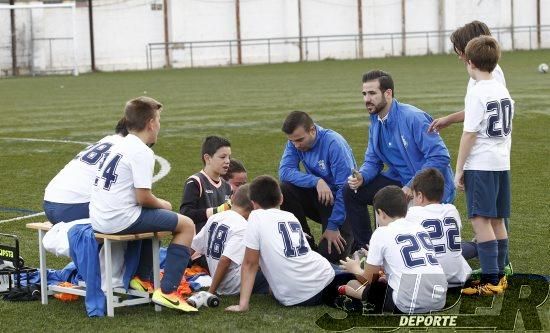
[175,214,195,234]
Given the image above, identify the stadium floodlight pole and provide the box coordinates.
[88,0,96,72]
[401,0,406,56]
[438,0,445,54]
[72,3,79,76]
[235,0,242,65]
[298,0,303,61]
[9,0,16,76]
[510,0,515,50]
[163,0,171,68]
[357,0,363,59]
[537,0,541,48]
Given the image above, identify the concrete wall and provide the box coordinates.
[0,0,549,75]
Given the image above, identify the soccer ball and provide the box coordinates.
[538,63,549,73]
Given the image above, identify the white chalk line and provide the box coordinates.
[0,137,171,224]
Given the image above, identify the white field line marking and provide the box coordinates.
[0,137,171,224]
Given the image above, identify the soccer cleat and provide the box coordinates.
[461,283,504,296]
[498,276,508,290]
[152,289,198,312]
[504,262,513,277]
[129,276,154,294]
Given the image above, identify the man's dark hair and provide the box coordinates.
[124,96,163,132]
[222,159,247,181]
[362,70,395,97]
[232,184,253,212]
[201,136,231,165]
[450,20,492,55]
[249,175,282,209]
[282,111,314,135]
[411,168,445,202]
[373,185,407,218]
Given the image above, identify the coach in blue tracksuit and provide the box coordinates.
[279,111,357,263]
[346,70,455,247]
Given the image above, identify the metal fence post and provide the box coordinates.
[229,40,233,65]
[190,43,194,68]
[268,39,271,64]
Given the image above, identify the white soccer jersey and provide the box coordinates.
[90,134,154,234]
[191,210,247,295]
[366,218,447,314]
[463,79,514,171]
[406,204,471,287]
[44,134,124,203]
[244,208,335,306]
[467,64,506,91]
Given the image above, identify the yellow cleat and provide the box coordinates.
[461,283,504,296]
[152,289,198,312]
[498,276,508,290]
[129,276,154,294]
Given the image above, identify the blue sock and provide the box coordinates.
[160,243,191,294]
[477,240,499,285]
[461,241,478,260]
[497,238,509,277]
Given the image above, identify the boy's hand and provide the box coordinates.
[402,186,413,200]
[225,304,249,312]
[339,256,362,276]
[159,199,172,210]
[454,170,464,191]
[428,116,451,133]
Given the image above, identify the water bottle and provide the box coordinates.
[187,291,220,308]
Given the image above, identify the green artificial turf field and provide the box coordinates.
[0,50,549,332]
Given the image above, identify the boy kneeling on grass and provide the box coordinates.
[339,185,448,314]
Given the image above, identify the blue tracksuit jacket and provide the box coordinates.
[359,99,456,203]
[279,125,357,230]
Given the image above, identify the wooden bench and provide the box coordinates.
[26,222,171,317]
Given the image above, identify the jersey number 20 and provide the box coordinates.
[486,98,512,138]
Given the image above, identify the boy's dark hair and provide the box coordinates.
[362,70,395,97]
[450,20,491,55]
[411,168,444,202]
[222,159,247,181]
[201,136,231,165]
[124,96,162,132]
[232,184,253,212]
[464,35,500,73]
[249,175,282,209]
[282,111,314,135]
[373,185,407,218]
[114,117,129,136]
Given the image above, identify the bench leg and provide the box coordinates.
[104,239,114,317]
[38,229,48,305]
[152,235,161,312]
